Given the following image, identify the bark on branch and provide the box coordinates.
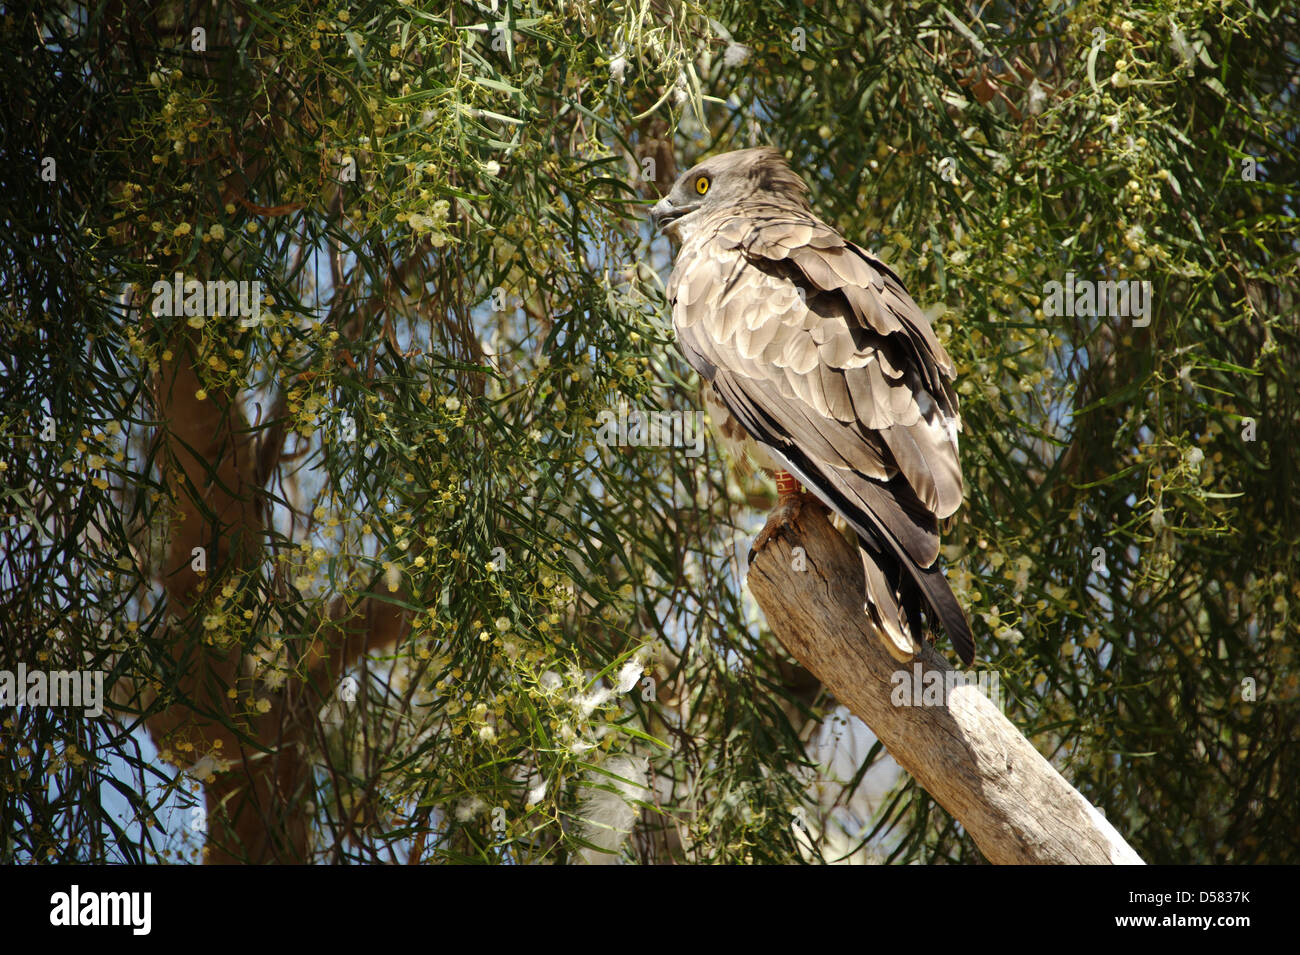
[746,505,1143,865]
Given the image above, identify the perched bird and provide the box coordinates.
[650,146,974,665]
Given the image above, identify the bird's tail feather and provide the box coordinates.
[859,545,923,663]
[907,558,975,665]
[859,537,975,665]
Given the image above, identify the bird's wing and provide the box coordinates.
[669,204,963,550]
[669,203,972,661]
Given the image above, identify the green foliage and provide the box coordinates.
[0,0,1295,863]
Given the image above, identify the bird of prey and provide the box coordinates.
[650,146,974,665]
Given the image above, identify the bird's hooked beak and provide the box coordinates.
[650,196,688,234]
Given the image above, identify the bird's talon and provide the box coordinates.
[751,493,807,556]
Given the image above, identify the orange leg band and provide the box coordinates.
[774,470,802,498]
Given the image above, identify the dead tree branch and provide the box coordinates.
[746,505,1143,865]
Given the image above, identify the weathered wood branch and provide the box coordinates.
[746,504,1143,865]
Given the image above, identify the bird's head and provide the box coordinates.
[650,146,811,240]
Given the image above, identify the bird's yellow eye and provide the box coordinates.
[694,176,710,195]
